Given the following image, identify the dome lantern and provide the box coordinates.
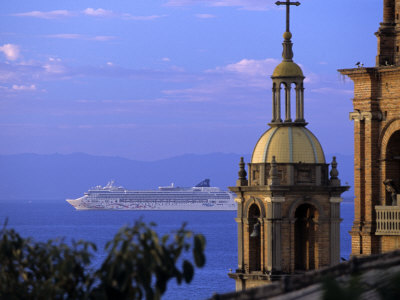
[271,1,305,125]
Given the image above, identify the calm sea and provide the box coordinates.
[0,200,354,300]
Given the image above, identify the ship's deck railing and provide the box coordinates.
[376,205,400,235]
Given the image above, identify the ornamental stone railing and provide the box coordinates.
[375,205,400,235]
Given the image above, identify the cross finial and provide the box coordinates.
[275,1,300,34]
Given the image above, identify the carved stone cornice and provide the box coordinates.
[349,110,382,122]
[234,197,243,203]
[329,197,343,203]
[264,196,286,203]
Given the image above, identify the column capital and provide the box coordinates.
[349,110,382,122]
[264,196,285,203]
[234,197,243,203]
[349,111,362,121]
[361,111,382,121]
[329,197,343,203]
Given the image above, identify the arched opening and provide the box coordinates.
[278,82,285,122]
[272,82,277,122]
[248,204,261,271]
[385,130,400,204]
[295,203,319,271]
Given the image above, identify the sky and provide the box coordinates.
[0,0,382,161]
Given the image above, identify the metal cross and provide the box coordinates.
[275,1,301,33]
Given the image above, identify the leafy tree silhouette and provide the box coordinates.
[0,220,205,300]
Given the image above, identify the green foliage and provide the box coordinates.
[377,271,400,300]
[0,220,206,300]
[323,271,400,300]
[322,275,363,300]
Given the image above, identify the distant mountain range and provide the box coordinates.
[0,153,354,201]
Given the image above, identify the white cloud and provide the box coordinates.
[43,63,66,74]
[162,57,171,62]
[13,10,73,19]
[195,14,216,19]
[0,58,192,87]
[124,15,165,21]
[46,34,116,42]
[210,58,279,77]
[166,0,274,11]
[0,44,20,61]
[162,58,281,101]
[47,34,82,39]
[82,8,114,17]
[12,84,36,91]
[92,35,116,41]
[13,8,164,21]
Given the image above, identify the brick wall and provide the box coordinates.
[339,66,400,256]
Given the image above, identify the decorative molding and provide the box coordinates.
[288,198,326,219]
[234,197,243,203]
[329,197,343,203]
[235,218,243,224]
[264,196,285,203]
[349,110,382,122]
[244,197,266,218]
[349,111,361,121]
[361,111,382,121]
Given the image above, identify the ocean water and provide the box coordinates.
[0,200,354,299]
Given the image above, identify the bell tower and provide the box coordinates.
[339,0,400,257]
[376,0,400,66]
[229,1,349,291]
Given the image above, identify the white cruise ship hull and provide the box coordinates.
[66,181,237,211]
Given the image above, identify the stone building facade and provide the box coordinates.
[339,0,400,257]
[228,1,348,291]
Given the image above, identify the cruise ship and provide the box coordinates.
[66,179,236,210]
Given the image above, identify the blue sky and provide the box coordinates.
[0,0,381,160]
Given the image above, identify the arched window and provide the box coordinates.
[248,204,261,271]
[295,203,319,271]
[385,130,400,204]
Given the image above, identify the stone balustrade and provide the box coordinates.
[375,205,400,235]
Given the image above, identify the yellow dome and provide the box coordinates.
[251,126,325,164]
[272,61,304,77]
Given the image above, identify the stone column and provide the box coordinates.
[235,196,245,271]
[349,111,364,256]
[330,197,342,266]
[300,85,305,121]
[272,85,277,122]
[276,84,282,122]
[235,217,244,271]
[285,83,291,122]
[260,218,265,271]
[265,196,285,272]
[295,84,301,121]
[361,111,381,255]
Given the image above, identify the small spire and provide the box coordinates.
[236,157,248,186]
[269,156,280,186]
[275,1,300,62]
[282,32,294,62]
[329,156,341,186]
